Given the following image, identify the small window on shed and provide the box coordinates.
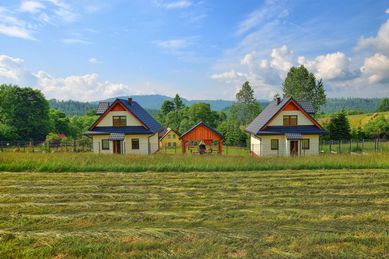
[271,139,279,150]
[302,139,310,150]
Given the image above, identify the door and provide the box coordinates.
[290,141,299,156]
[113,140,122,154]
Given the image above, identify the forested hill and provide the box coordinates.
[49,96,383,116]
[49,99,97,116]
[320,98,381,113]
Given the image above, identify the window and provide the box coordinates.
[302,139,310,150]
[102,139,109,150]
[167,135,171,139]
[172,142,176,147]
[271,139,279,150]
[172,134,176,138]
[168,142,171,147]
[283,115,298,126]
[113,116,127,126]
[131,138,140,150]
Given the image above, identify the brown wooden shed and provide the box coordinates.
[180,122,224,154]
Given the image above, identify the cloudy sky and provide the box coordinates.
[0,0,388,101]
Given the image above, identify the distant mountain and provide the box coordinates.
[102,94,236,111]
[49,95,383,116]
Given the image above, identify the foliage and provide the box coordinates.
[282,65,326,112]
[48,109,71,135]
[173,94,185,110]
[327,110,352,140]
[363,115,389,138]
[230,81,261,125]
[217,120,247,146]
[320,98,381,113]
[48,99,97,116]
[376,98,389,112]
[0,84,49,141]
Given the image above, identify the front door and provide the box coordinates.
[290,141,299,156]
[113,140,122,154]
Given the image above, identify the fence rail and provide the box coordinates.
[320,139,389,154]
[0,140,93,153]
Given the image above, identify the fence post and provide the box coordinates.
[362,139,364,152]
[329,140,332,153]
[73,140,76,152]
[338,140,341,153]
[349,139,352,153]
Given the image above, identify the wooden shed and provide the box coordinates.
[180,122,224,154]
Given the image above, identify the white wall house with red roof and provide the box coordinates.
[85,98,162,155]
[246,97,326,156]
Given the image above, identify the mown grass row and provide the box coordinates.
[1,152,389,172]
[0,170,388,258]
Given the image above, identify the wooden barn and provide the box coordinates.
[180,122,224,154]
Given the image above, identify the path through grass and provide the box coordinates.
[0,170,388,258]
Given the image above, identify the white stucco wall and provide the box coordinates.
[268,110,314,126]
[91,134,159,155]
[250,134,320,156]
[97,111,143,127]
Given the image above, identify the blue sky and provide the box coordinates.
[0,0,388,101]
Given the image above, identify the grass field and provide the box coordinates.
[1,152,389,172]
[318,111,389,129]
[0,170,388,258]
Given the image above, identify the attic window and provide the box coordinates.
[283,115,297,126]
[113,116,127,127]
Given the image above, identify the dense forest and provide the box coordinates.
[49,96,382,117]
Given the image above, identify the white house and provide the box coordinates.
[246,97,326,156]
[85,98,162,154]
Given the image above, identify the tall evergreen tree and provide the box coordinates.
[231,81,261,125]
[173,94,185,111]
[327,110,352,140]
[282,65,326,113]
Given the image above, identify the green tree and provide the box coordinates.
[327,110,352,140]
[376,98,389,112]
[363,115,389,138]
[217,120,247,146]
[173,94,185,111]
[48,109,71,135]
[0,84,49,141]
[230,81,261,125]
[282,65,326,112]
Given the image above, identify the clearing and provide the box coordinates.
[0,170,388,258]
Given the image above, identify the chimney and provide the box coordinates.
[128,97,132,105]
[276,96,281,105]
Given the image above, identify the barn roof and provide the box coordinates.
[180,122,223,140]
[246,97,321,135]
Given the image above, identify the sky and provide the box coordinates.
[0,0,388,101]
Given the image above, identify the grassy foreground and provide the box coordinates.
[0,170,388,258]
[1,152,389,172]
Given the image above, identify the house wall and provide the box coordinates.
[97,111,143,127]
[91,134,159,155]
[160,131,181,148]
[250,134,320,156]
[268,110,314,126]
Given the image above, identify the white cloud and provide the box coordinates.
[154,38,192,50]
[270,45,292,73]
[236,0,289,35]
[356,19,389,55]
[298,52,351,80]
[154,0,192,9]
[240,52,256,65]
[211,70,246,80]
[0,54,36,85]
[385,8,389,14]
[88,57,102,64]
[360,53,389,84]
[0,7,36,40]
[61,38,92,45]
[20,1,46,13]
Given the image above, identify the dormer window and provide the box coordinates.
[113,116,127,126]
[283,115,297,126]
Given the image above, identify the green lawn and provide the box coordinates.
[0,170,388,258]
